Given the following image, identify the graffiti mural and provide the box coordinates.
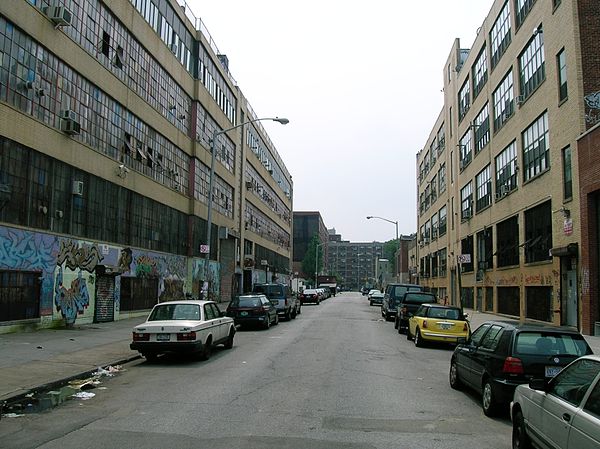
[118,248,133,274]
[190,259,221,299]
[0,227,58,314]
[135,254,159,278]
[53,239,103,325]
[54,267,90,325]
[159,277,184,301]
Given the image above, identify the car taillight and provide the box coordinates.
[463,323,469,332]
[133,332,150,341]
[422,320,428,329]
[285,299,289,306]
[503,356,524,374]
[401,306,407,314]
[177,331,196,341]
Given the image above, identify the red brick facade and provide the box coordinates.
[577,123,600,335]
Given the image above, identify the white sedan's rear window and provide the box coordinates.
[149,304,200,321]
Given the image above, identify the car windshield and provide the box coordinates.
[403,293,436,304]
[232,297,262,307]
[514,332,591,356]
[148,304,200,321]
[390,285,422,300]
[428,307,462,319]
[303,289,317,294]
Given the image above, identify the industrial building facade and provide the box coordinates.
[0,0,292,331]
[416,0,600,334]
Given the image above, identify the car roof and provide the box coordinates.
[153,300,214,306]
[421,303,458,309]
[479,319,587,334]
[387,283,422,287]
[237,294,266,298]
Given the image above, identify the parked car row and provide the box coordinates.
[131,284,302,361]
[298,287,332,305]
[371,284,599,448]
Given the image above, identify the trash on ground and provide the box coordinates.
[72,392,95,400]
[2,413,25,418]
[93,365,122,377]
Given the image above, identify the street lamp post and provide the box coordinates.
[315,242,324,288]
[203,117,289,298]
[366,215,399,281]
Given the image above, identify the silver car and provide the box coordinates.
[511,354,600,449]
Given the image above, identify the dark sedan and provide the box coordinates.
[226,294,278,329]
[449,320,592,417]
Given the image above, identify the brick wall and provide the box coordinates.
[577,124,600,334]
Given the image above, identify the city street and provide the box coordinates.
[2,292,511,449]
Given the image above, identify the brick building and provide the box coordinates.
[416,0,600,334]
[0,1,292,332]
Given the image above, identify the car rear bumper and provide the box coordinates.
[233,315,269,325]
[300,298,318,303]
[421,331,468,343]
[130,341,204,354]
[490,378,525,404]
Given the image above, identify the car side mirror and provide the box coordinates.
[529,378,548,391]
[219,310,226,317]
[463,313,469,320]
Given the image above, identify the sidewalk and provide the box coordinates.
[1,307,599,406]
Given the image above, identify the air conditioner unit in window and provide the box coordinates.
[245,181,253,190]
[61,119,81,135]
[45,6,73,27]
[72,181,83,196]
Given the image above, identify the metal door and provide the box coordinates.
[94,275,115,322]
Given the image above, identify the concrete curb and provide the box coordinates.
[0,353,142,413]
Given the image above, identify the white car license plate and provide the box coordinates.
[545,366,562,377]
[240,311,248,316]
[156,334,170,341]
[439,323,452,330]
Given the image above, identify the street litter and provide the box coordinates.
[68,378,100,390]
[2,413,25,418]
[93,365,122,377]
[72,392,95,400]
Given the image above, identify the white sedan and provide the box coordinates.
[130,300,235,361]
[511,354,600,449]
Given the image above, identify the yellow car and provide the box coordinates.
[407,304,470,347]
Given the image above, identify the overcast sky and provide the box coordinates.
[189,0,493,242]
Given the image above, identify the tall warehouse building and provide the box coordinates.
[0,0,292,332]
[416,0,600,334]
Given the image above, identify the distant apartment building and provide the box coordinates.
[416,0,600,334]
[327,240,384,290]
[292,211,328,277]
[0,1,292,332]
[395,234,417,284]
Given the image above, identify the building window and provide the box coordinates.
[474,103,490,153]
[477,228,493,271]
[493,70,514,132]
[562,146,572,200]
[522,112,549,182]
[439,248,447,277]
[472,45,488,98]
[439,206,447,236]
[495,140,518,196]
[519,31,545,101]
[458,79,471,121]
[526,286,553,321]
[496,215,519,267]
[459,130,472,171]
[524,200,552,263]
[437,125,446,155]
[476,165,492,212]
[460,182,473,220]
[0,271,41,322]
[431,213,439,240]
[557,48,568,102]
[460,236,474,273]
[432,251,439,277]
[497,286,520,316]
[490,2,512,68]
[438,163,446,194]
[430,175,437,203]
[515,0,536,28]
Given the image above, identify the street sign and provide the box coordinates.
[200,244,210,254]
[457,254,471,264]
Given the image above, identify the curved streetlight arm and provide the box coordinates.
[366,215,397,227]
[204,117,289,296]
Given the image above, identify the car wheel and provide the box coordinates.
[414,328,424,347]
[199,338,212,361]
[316,299,320,305]
[512,409,532,449]
[297,305,302,315]
[264,316,271,330]
[449,359,462,390]
[224,329,235,349]
[143,352,158,362]
[394,318,399,329]
[291,307,297,319]
[482,379,499,417]
[406,327,412,340]
[285,309,292,321]
[274,314,279,325]
[369,300,373,306]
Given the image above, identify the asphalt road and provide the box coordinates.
[2,292,511,449]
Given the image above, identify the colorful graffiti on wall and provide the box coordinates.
[191,259,221,300]
[0,228,58,314]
